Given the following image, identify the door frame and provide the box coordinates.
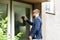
[12,1,32,40]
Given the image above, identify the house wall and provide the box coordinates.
[42,0,60,40]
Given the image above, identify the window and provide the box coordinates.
[44,0,55,15]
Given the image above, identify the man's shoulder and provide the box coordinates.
[34,18,40,23]
[35,17,42,23]
[35,17,41,21]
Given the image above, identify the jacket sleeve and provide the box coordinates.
[26,20,33,25]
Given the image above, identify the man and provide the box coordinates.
[24,9,42,40]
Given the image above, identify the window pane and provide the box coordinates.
[14,5,30,40]
[44,0,55,14]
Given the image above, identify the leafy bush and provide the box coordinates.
[0,15,23,40]
[15,32,23,40]
[0,15,8,40]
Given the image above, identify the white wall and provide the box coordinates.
[42,0,60,40]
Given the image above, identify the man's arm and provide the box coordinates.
[24,16,33,25]
[26,20,33,25]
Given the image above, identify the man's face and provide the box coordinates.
[32,9,40,18]
[32,10,37,18]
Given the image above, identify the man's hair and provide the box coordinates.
[33,9,40,13]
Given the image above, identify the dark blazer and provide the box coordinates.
[26,16,42,39]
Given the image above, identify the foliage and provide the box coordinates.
[15,32,23,40]
[0,15,23,40]
[0,15,8,40]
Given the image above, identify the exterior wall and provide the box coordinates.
[42,0,60,40]
[42,3,46,40]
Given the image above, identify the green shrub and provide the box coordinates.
[0,15,23,40]
[0,15,8,40]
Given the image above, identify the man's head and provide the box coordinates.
[32,9,40,18]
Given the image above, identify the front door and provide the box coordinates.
[12,1,32,40]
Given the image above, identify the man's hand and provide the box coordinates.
[24,16,28,21]
[29,36,32,40]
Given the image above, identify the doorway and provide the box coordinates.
[12,1,32,40]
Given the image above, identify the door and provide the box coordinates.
[12,1,32,40]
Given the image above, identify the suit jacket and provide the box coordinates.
[26,16,42,39]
